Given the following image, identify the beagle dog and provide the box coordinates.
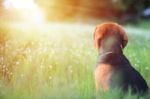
[94,22,148,95]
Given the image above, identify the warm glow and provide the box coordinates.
[3,0,45,24]
[4,0,36,9]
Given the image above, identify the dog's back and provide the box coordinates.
[96,53,149,95]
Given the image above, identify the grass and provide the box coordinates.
[0,20,150,99]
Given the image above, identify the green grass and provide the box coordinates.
[0,21,150,99]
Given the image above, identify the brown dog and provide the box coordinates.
[94,22,148,95]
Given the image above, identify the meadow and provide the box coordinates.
[0,20,150,99]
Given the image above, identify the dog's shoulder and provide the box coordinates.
[97,53,130,67]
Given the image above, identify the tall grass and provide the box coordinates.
[0,21,150,99]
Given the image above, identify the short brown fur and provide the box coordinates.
[94,22,148,95]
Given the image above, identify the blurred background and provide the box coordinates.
[0,0,150,24]
[0,1,150,99]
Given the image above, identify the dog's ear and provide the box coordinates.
[122,32,128,48]
[93,27,99,49]
[93,23,128,49]
[93,26,105,49]
[117,25,128,48]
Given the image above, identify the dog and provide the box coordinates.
[94,22,149,95]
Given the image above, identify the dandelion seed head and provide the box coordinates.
[0,57,4,62]
[28,55,32,62]
[49,65,53,69]
[2,65,6,69]
[21,74,24,78]
[40,65,44,69]
[16,61,20,65]
[49,76,52,80]
[69,70,73,73]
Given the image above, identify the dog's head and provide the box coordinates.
[93,22,128,50]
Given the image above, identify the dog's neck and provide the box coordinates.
[99,44,122,55]
[99,36,123,55]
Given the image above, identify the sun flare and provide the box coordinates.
[3,0,45,24]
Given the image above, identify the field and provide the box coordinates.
[0,20,150,99]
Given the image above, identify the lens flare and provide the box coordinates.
[3,0,45,24]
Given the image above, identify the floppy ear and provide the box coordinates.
[93,26,104,49]
[93,27,99,49]
[122,33,128,48]
[118,25,128,48]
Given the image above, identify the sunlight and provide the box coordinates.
[3,0,45,24]
[3,0,36,9]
